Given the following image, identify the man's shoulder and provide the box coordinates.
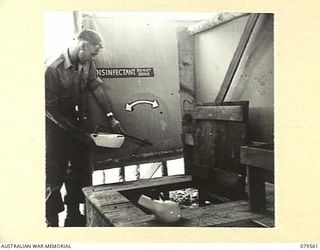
[45,53,65,69]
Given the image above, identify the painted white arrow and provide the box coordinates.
[125,99,159,112]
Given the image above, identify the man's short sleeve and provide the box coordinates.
[87,62,103,91]
[45,66,59,108]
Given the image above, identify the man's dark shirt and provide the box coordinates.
[45,50,102,126]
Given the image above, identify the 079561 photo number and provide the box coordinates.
[300,244,318,248]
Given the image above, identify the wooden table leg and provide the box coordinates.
[247,166,266,212]
[161,161,170,200]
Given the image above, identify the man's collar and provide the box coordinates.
[63,49,74,69]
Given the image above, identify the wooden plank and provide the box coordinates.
[105,200,273,227]
[93,148,183,170]
[182,114,195,175]
[88,194,274,227]
[226,122,247,174]
[193,120,217,166]
[191,102,248,200]
[240,145,274,171]
[265,182,275,212]
[214,218,270,227]
[102,202,154,227]
[188,13,249,35]
[86,191,129,221]
[113,214,155,227]
[115,174,192,192]
[192,164,245,192]
[193,118,247,174]
[177,27,195,116]
[87,190,156,227]
[83,174,192,196]
[252,217,275,227]
[84,173,274,227]
[177,26,196,178]
[215,13,260,103]
[180,201,266,227]
[144,200,269,227]
[192,120,246,174]
[213,121,228,170]
[88,192,129,207]
[85,198,114,227]
[192,105,246,121]
[197,101,249,107]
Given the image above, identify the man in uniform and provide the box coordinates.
[45,29,123,227]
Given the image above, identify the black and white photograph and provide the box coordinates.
[2,0,320,246]
[44,11,274,228]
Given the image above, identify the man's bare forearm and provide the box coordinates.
[91,86,113,115]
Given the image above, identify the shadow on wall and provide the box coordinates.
[227,14,274,143]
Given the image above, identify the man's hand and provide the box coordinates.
[110,117,125,134]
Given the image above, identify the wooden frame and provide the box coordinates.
[83,175,274,227]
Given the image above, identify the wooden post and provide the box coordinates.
[188,13,248,35]
[240,143,274,212]
[215,13,260,103]
[176,27,195,176]
[102,170,106,184]
[135,164,140,180]
[161,161,168,177]
[247,166,266,211]
[141,162,162,179]
[119,166,125,182]
[161,161,169,200]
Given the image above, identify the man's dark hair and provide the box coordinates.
[77,29,104,48]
